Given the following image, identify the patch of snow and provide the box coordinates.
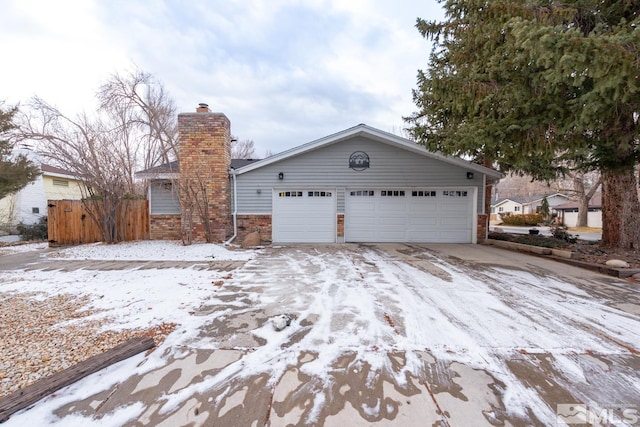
[47,240,256,261]
[0,242,48,255]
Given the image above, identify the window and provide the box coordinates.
[308,191,332,197]
[412,190,437,197]
[349,190,374,196]
[514,206,521,212]
[279,191,303,197]
[52,179,69,187]
[32,207,40,214]
[381,190,405,197]
[491,207,495,213]
[443,190,468,197]
[498,207,504,212]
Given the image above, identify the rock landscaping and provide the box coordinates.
[0,292,174,398]
[488,231,640,270]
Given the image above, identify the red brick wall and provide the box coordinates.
[178,111,232,242]
[150,214,182,240]
[337,214,344,237]
[477,213,488,241]
[236,214,272,243]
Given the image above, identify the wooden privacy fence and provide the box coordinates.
[47,199,149,245]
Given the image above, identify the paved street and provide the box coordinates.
[2,243,639,426]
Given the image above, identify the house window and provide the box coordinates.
[498,207,504,212]
[412,190,437,197]
[381,190,405,197]
[514,206,520,212]
[350,190,374,196]
[32,207,39,214]
[279,191,303,197]
[52,179,69,187]
[443,190,468,197]
[491,207,495,213]
[308,191,332,197]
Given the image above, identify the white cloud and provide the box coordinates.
[0,0,444,155]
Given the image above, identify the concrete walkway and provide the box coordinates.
[4,244,640,426]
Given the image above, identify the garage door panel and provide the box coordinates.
[409,217,438,226]
[346,188,473,243]
[441,217,469,226]
[273,189,335,243]
[407,231,439,242]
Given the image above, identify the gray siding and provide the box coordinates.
[235,136,486,214]
[149,180,181,214]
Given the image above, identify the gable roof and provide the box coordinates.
[231,124,503,179]
[40,163,79,180]
[491,193,570,207]
[555,193,602,210]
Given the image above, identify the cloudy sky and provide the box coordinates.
[1,0,444,156]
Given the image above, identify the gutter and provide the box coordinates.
[224,171,238,246]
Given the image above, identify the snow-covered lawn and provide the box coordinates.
[1,242,638,426]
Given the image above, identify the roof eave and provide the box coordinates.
[135,172,180,180]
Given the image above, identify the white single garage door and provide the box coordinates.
[272,189,336,243]
[345,188,473,243]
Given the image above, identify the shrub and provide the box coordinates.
[551,225,578,243]
[500,213,544,226]
[17,217,48,241]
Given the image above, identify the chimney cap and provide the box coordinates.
[196,103,210,113]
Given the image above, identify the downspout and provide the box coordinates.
[224,171,238,246]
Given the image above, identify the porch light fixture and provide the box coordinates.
[466,172,474,179]
[278,172,284,180]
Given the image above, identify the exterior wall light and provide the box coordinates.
[466,172,474,179]
[278,172,284,180]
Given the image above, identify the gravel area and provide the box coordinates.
[0,291,174,398]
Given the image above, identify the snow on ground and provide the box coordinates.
[0,242,48,255]
[1,244,639,425]
[48,240,256,261]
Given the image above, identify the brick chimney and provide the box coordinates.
[178,104,232,242]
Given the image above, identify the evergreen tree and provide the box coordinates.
[407,1,640,248]
[0,102,39,200]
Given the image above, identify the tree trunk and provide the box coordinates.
[573,176,588,227]
[601,167,640,248]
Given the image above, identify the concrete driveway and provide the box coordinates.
[5,243,640,426]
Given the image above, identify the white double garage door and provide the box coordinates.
[272,188,474,243]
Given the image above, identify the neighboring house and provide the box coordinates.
[0,152,85,231]
[555,194,603,228]
[490,193,571,222]
[136,104,503,244]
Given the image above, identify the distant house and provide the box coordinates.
[0,151,85,231]
[554,194,602,228]
[490,193,571,222]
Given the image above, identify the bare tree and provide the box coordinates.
[263,148,274,158]
[19,97,138,242]
[97,68,178,170]
[17,69,179,243]
[231,137,256,159]
[178,173,215,244]
[553,171,602,228]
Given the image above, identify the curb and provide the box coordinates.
[484,239,640,279]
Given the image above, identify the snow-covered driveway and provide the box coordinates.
[2,242,639,426]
